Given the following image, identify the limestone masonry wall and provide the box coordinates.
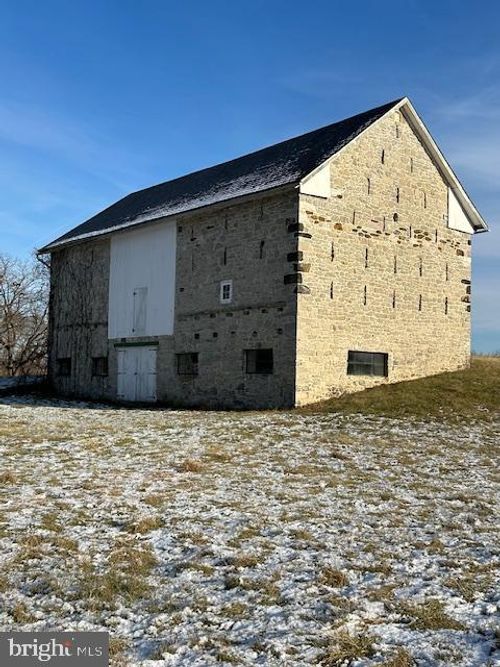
[50,189,299,408]
[295,109,472,405]
[49,240,111,399]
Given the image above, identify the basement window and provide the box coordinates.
[57,358,71,377]
[177,353,199,376]
[245,349,273,374]
[91,357,108,377]
[347,351,388,377]
[220,280,233,304]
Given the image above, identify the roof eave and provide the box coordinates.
[38,181,298,254]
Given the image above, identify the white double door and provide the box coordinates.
[117,346,157,402]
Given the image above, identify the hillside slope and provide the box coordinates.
[303,357,500,420]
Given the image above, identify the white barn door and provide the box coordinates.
[116,347,157,402]
[136,347,157,401]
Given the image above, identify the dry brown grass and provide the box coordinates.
[0,470,17,484]
[380,648,415,667]
[319,566,349,588]
[177,458,204,473]
[397,598,465,631]
[302,357,500,420]
[317,631,375,666]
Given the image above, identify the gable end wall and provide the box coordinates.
[295,109,473,405]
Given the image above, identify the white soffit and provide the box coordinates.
[299,161,331,198]
[448,188,475,234]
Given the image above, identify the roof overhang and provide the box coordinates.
[38,182,296,254]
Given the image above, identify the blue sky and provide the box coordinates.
[0,0,498,351]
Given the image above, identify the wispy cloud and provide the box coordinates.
[0,100,148,191]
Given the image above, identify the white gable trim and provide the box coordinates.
[300,97,488,233]
[398,99,487,233]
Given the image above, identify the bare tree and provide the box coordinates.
[0,253,49,377]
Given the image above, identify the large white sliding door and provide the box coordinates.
[108,222,176,339]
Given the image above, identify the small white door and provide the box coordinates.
[136,347,157,401]
[116,346,157,402]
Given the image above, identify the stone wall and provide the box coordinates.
[49,189,299,408]
[295,109,472,405]
[49,239,112,399]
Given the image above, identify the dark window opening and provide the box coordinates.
[223,248,227,265]
[245,349,273,374]
[394,255,398,274]
[410,157,414,173]
[444,297,449,315]
[381,149,385,164]
[177,353,199,376]
[57,358,71,377]
[363,285,367,306]
[330,282,334,299]
[347,351,388,377]
[445,263,449,281]
[91,357,108,377]
[418,294,423,311]
[392,291,396,309]
[364,248,369,269]
[419,258,423,277]
[396,187,400,203]
[259,240,265,259]
[331,241,335,261]
[367,178,371,195]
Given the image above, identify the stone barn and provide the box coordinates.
[40,97,488,408]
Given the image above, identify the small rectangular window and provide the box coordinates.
[57,358,71,377]
[245,349,273,374]
[91,357,108,377]
[347,351,388,377]
[177,353,199,376]
[220,280,233,304]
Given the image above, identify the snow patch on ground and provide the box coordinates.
[0,397,498,666]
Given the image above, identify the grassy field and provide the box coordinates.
[0,363,498,666]
[304,357,500,421]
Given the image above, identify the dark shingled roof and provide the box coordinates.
[43,98,402,250]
